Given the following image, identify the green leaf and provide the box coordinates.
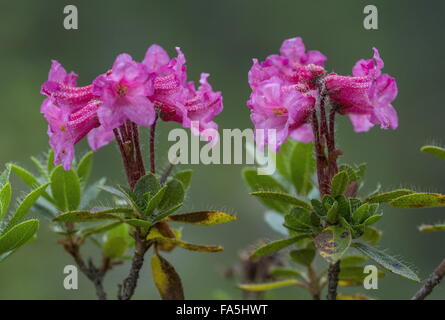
[421,145,445,161]
[158,179,184,211]
[330,171,349,197]
[79,221,123,238]
[6,183,49,230]
[326,201,339,224]
[284,208,314,233]
[0,220,39,254]
[251,235,309,259]
[102,224,131,258]
[339,266,384,286]
[148,234,223,253]
[290,142,315,196]
[0,184,12,221]
[270,267,304,280]
[239,279,303,291]
[275,139,296,182]
[362,214,383,226]
[340,255,368,267]
[361,226,382,245]
[366,189,414,203]
[152,203,183,223]
[315,225,351,263]
[242,168,289,213]
[390,193,445,209]
[336,195,351,221]
[9,164,39,188]
[51,166,81,211]
[47,150,55,174]
[151,251,184,300]
[144,185,168,216]
[352,242,419,282]
[124,218,153,228]
[311,199,326,216]
[352,203,370,224]
[53,208,131,222]
[250,192,312,211]
[174,170,193,191]
[0,166,11,188]
[76,152,93,187]
[134,173,161,208]
[289,248,315,266]
[418,224,445,232]
[167,211,236,226]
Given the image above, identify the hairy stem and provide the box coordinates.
[412,259,445,300]
[118,231,150,300]
[327,261,340,300]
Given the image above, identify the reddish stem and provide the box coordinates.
[150,114,158,174]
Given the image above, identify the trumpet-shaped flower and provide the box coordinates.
[93,54,155,130]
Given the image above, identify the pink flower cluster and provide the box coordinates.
[40,45,223,170]
[247,37,398,149]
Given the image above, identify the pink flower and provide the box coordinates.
[43,99,101,170]
[41,60,93,111]
[87,125,115,151]
[93,53,156,130]
[180,73,223,137]
[248,37,326,89]
[325,48,398,132]
[143,45,222,137]
[247,77,316,149]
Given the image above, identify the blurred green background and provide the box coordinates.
[1,0,444,300]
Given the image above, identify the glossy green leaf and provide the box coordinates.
[0,219,39,254]
[275,139,296,182]
[251,235,309,259]
[366,189,414,203]
[270,267,304,280]
[152,203,183,223]
[6,183,49,230]
[330,171,349,197]
[353,242,419,282]
[421,145,445,161]
[250,191,312,211]
[174,170,192,191]
[239,279,303,291]
[51,166,81,211]
[151,251,184,300]
[352,203,370,224]
[243,168,289,213]
[0,184,12,221]
[340,255,368,267]
[144,185,168,216]
[167,211,236,226]
[134,173,161,207]
[76,152,93,187]
[315,225,351,263]
[47,150,55,174]
[53,208,132,222]
[290,142,314,196]
[158,179,184,211]
[362,214,383,226]
[284,208,313,233]
[289,248,315,266]
[390,193,445,209]
[326,201,339,224]
[311,199,326,216]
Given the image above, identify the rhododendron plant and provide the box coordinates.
[240,36,445,301]
[7,44,234,301]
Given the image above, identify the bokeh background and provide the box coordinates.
[1,0,444,300]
